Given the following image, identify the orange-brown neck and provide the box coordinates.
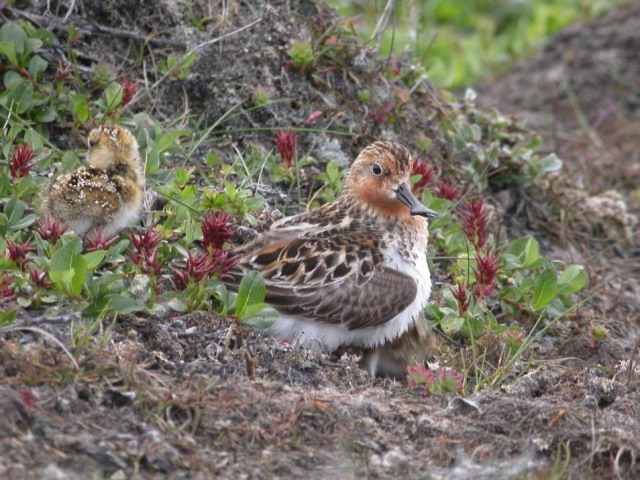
[344,177,412,221]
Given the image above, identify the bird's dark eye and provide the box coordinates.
[88,139,97,148]
[372,163,383,176]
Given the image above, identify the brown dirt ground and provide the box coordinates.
[1,1,639,479]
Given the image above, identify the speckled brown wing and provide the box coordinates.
[44,167,122,221]
[227,233,418,330]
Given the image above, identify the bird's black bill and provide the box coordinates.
[396,182,438,218]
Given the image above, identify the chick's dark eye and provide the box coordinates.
[88,139,97,148]
[372,163,383,176]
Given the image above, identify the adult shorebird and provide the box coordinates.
[228,141,437,377]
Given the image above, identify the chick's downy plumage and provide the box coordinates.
[228,141,438,377]
[42,125,145,236]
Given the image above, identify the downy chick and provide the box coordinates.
[42,125,145,236]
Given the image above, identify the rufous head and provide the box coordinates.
[342,141,437,219]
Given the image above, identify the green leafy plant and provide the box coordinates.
[232,271,277,328]
[201,181,264,226]
[91,61,118,89]
[0,22,55,121]
[420,163,587,388]
[287,39,316,72]
[400,92,591,391]
[589,324,607,348]
[331,0,625,88]
[1,199,36,235]
[427,234,587,336]
[158,52,196,80]
[251,86,272,107]
[407,364,464,396]
[311,160,346,205]
[2,73,272,325]
[0,23,269,322]
[48,236,89,298]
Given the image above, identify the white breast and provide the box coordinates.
[107,200,143,236]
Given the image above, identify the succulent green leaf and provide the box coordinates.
[236,271,267,319]
[242,306,278,329]
[11,213,36,231]
[103,294,146,314]
[50,237,83,271]
[557,264,587,296]
[49,269,77,296]
[536,153,563,176]
[4,199,25,228]
[28,55,47,80]
[83,250,107,270]
[0,23,26,56]
[440,313,464,335]
[532,268,557,310]
[68,254,87,296]
[506,236,539,269]
[104,82,123,110]
[0,40,17,64]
